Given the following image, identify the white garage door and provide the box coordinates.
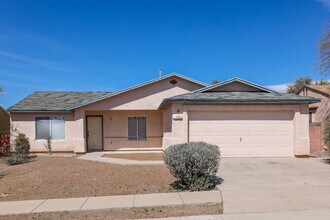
[189,111,293,157]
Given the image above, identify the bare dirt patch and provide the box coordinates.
[103,153,163,161]
[0,204,223,220]
[0,156,175,201]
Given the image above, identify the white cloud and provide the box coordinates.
[0,51,78,73]
[316,0,330,10]
[265,83,288,93]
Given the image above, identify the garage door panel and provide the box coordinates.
[189,111,293,157]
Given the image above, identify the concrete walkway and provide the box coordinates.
[78,151,164,165]
[217,158,330,214]
[0,191,222,216]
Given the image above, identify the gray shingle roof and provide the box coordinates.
[193,77,278,93]
[7,92,111,112]
[158,92,320,109]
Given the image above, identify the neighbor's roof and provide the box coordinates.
[7,92,111,112]
[193,77,278,93]
[158,92,320,109]
[304,85,330,96]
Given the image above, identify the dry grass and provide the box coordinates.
[0,204,223,220]
[103,153,163,161]
[0,156,175,201]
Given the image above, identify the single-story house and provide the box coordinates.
[297,85,330,124]
[8,73,319,157]
[0,105,10,135]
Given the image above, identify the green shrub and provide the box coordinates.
[163,142,221,191]
[14,133,30,157]
[324,117,330,153]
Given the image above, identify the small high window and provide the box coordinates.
[309,112,313,123]
[36,117,65,140]
[128,116,146,140]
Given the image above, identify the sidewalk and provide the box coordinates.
[78,151,164,165]
[0,191,222,216]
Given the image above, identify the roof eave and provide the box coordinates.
[158,98,320,110]
[8,110,73,113]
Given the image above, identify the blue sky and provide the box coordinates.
[0,0,329,108]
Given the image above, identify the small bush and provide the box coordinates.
[324,117,330,153]
[3,154,27,166]
[14,133,30,157]
[163,141,221,191]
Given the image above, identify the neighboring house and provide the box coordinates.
[298,85,330,124]
[0,105,10,135]
[8,73,319,157]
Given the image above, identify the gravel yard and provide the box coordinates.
[0,156,175,201]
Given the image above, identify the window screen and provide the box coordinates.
[36,117,65,140]
[36,117,51,140]
[51,117,65,139]
[128,116,146,140]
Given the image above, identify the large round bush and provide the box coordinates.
[163,141,220,191]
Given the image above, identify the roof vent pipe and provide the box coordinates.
[159,68,162,77]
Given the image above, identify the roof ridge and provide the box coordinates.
[193,77,278,94]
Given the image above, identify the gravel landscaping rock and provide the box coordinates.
[0,156,175,201]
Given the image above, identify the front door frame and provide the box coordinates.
[86,115,104,151]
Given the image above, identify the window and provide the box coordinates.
[36,117,65,140]
[128,116,146,140]
[309,112,313,123]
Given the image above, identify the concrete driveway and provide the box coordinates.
[218,158,330,214]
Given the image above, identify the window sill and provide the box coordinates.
[127,139,147,141]
[35,139,66,142]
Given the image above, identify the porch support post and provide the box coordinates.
[74,109,86,153]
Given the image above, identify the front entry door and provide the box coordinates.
[87,116,103,150]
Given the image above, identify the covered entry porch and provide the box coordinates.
[85,110,163,151]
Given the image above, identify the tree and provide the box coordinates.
[315,79,330,85]
[318,28,330,76]
[287,77,313,94]
[210,80,220,85]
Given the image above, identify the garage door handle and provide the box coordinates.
[240,137,242,142]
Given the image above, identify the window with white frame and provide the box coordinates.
[128,116,146,140]
[36,117,65,140]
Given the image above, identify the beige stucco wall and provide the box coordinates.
[10,113,76,152]
[86,110,163,150]
[208,81,264,92]
[0,108,10,134]
[299,88,330,123]
[72,76,204,152]
[10,76,203,153]
[162,103,310,156]
[76,76,204,111]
